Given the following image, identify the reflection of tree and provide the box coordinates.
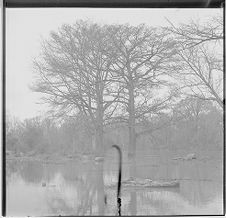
[129,191,137,215]
[46,161,101,215]
[77,185,95,215]
[42,164,59,184]
[20,161,44,184]
[47,178,96,216]
[6,160,21,184]
[75,164,96,215]
[179,161,203,207]
[95,163,105,214]
[61,165,82,184]
[47,196,75,215]
[60,161,92,184]
[6,161,19,175]
[140,191,189,215]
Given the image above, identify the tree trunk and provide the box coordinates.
[95,84,104,157]
[128,82,136,180]
[95,124,104,157]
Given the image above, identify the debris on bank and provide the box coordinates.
[107,178,180,189]
[173,153,196,161]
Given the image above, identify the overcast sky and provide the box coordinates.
[6,8,222,121]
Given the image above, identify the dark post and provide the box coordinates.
[112,145,122,216]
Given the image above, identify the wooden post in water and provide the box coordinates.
[112,145,122,216]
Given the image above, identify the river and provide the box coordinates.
[6,148,223,216]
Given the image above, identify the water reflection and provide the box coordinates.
[6,158,223,216]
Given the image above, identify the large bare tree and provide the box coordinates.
[167,15,223,109]
[107,24,178,178]
[33,21,120,157]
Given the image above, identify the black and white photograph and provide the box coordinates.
[4,4,224,216]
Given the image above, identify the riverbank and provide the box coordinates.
[6,151,106,164]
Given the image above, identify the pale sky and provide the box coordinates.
[6,8,223,121]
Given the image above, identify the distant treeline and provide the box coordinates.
[6,97,222,157]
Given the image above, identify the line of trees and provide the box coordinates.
[6,97,222,156]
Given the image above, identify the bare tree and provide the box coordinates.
[166,14,223,48]
[107,24,178,178]
[174,45,223,109]
[166,14,223,110]
[32,21,120,157]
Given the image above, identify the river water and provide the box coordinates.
[6,150,223,216]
